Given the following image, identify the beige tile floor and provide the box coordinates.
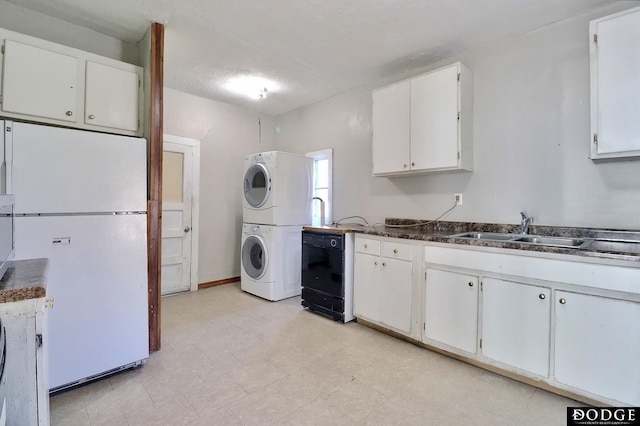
[50,283,580,425]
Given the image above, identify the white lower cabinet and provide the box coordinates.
[420,244,640,406]
[353,251,381,321]
[0,297,49,425]
[554,291,640,405]
[379,258,413,333]
[423,268,478,354]
[353,236,415,335]
[481,277,551,376]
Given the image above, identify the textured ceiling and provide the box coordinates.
[7,0,625,115]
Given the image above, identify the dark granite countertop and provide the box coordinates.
[349,219,640,262]
[0,258,49,303]
[303,225,355,234]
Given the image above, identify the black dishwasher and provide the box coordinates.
[301,230,354,322]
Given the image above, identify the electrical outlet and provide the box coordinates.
[454,193,463,205]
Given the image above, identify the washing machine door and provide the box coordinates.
[242,235,268,280]
[244,163,271,208]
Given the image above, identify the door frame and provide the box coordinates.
[163,134,200,292]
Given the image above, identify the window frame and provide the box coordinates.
[305,148,333,226]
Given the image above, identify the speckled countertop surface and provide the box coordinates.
[0,258,49,303]
[302,225,355,234]
[347,218,640,262]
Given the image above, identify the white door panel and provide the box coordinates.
[424,268,478,354]
[14,215,149,390]
[161,142,194,295]
[11,122,146,213]
[1,40,78,122]
[85,61,140,132]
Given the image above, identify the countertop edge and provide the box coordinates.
[351,222,640,263]
[0,258,49,304]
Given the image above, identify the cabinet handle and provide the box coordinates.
[468,282,474,287]
[382,262,386,267]
[374,261,378,266]
[393,249,398,254]
[65,110,73,116]
[539,294,546,300]
[559,298,567,305]
[88,114,95,120]
[411,162,415,167]
[364,244,368,249]
[403,163,408,168]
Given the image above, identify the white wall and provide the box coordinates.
[0,0,138,63]
[275,4,640,230]
[163,88,276,283]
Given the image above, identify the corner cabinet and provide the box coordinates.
[590,6,640,160]
[372,62,473,176]
[0,28,142,136]
[353,235,421,337]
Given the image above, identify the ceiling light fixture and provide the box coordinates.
[225,76,279,100]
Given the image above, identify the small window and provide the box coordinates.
[306,149,333,226]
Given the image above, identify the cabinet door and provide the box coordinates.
[424,268,478,353]
[354,252,381,322]
[1,39,78,122]
[410,64,459,171]
[590,8,640,159]
[380,257,412,333]
[35,299,49,425]
[372,81,410,175]
[482,278,551,376]
[85,61,140,132]
[554,291,640,405]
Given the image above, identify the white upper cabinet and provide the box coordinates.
[85,61,140,132]
[590,6,640,160]
[2,40,79,123]
[372,81,410,175]
[0,28,142,136]
[372,62,473,176]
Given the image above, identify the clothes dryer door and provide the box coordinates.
[244,163,271,208]
[242,235,269,280]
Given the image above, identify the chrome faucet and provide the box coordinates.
[313,197,325,226]
[520,212,533,234]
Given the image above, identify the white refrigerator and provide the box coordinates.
[3,120,149,392]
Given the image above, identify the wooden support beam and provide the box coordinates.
[148,22,164,352]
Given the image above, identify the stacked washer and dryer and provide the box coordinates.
[241,151,313,301]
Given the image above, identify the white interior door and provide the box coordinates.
[162,137,200,295]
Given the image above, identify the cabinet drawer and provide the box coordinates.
[356,237,380,255]
[382,241,412,261]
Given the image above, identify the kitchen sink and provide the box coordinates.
[450,232,519,241]
[512,236,587,247]
[584,239,640,254]
[449,231,640,254]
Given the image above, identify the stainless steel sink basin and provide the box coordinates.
[449,231,640,254]
[584,239,640,254]
[512,236,587,247]
[450,232,519,241]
